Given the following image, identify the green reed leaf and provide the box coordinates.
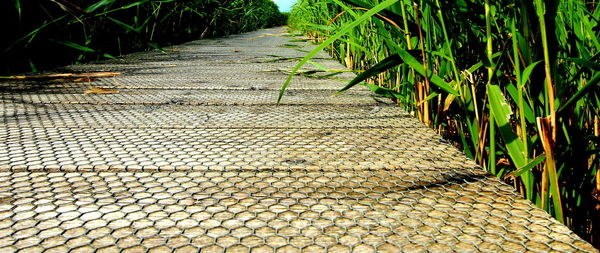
[558,71,600,113]
[487,84,527,169]
[336,54,402,95]
[396,49,459,95]
[278,0,400,103]
[506,155,546,178]
[55,41,95,52]
[87,0,115,12]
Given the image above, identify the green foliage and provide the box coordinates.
[287,0,599,244]
[0,0,286,75]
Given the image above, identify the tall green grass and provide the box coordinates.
[284,0,599,245]
[0,0,287,75]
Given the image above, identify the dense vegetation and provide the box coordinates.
[284,0,599,245]
[0,0,287,75]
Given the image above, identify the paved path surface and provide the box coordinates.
[0,27,596,252]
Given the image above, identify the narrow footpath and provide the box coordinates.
[0,27,596,252]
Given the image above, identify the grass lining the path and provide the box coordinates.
[284,0,599,246]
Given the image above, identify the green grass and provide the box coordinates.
[0,0,287,75]
[284,0,599,245]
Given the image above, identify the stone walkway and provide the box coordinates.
[0,27,596,252]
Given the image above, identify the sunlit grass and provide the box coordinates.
[284,0,599,245]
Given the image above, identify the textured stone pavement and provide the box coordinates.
[0,27,597,252]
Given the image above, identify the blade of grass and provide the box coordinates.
[278,0,400,103]
[558,72,600,113]
[506,154,546,178]
[54,40,96,52]
[487,84,527,168]
[336,53,402,95]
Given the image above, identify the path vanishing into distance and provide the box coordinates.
[0,27,597,252]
